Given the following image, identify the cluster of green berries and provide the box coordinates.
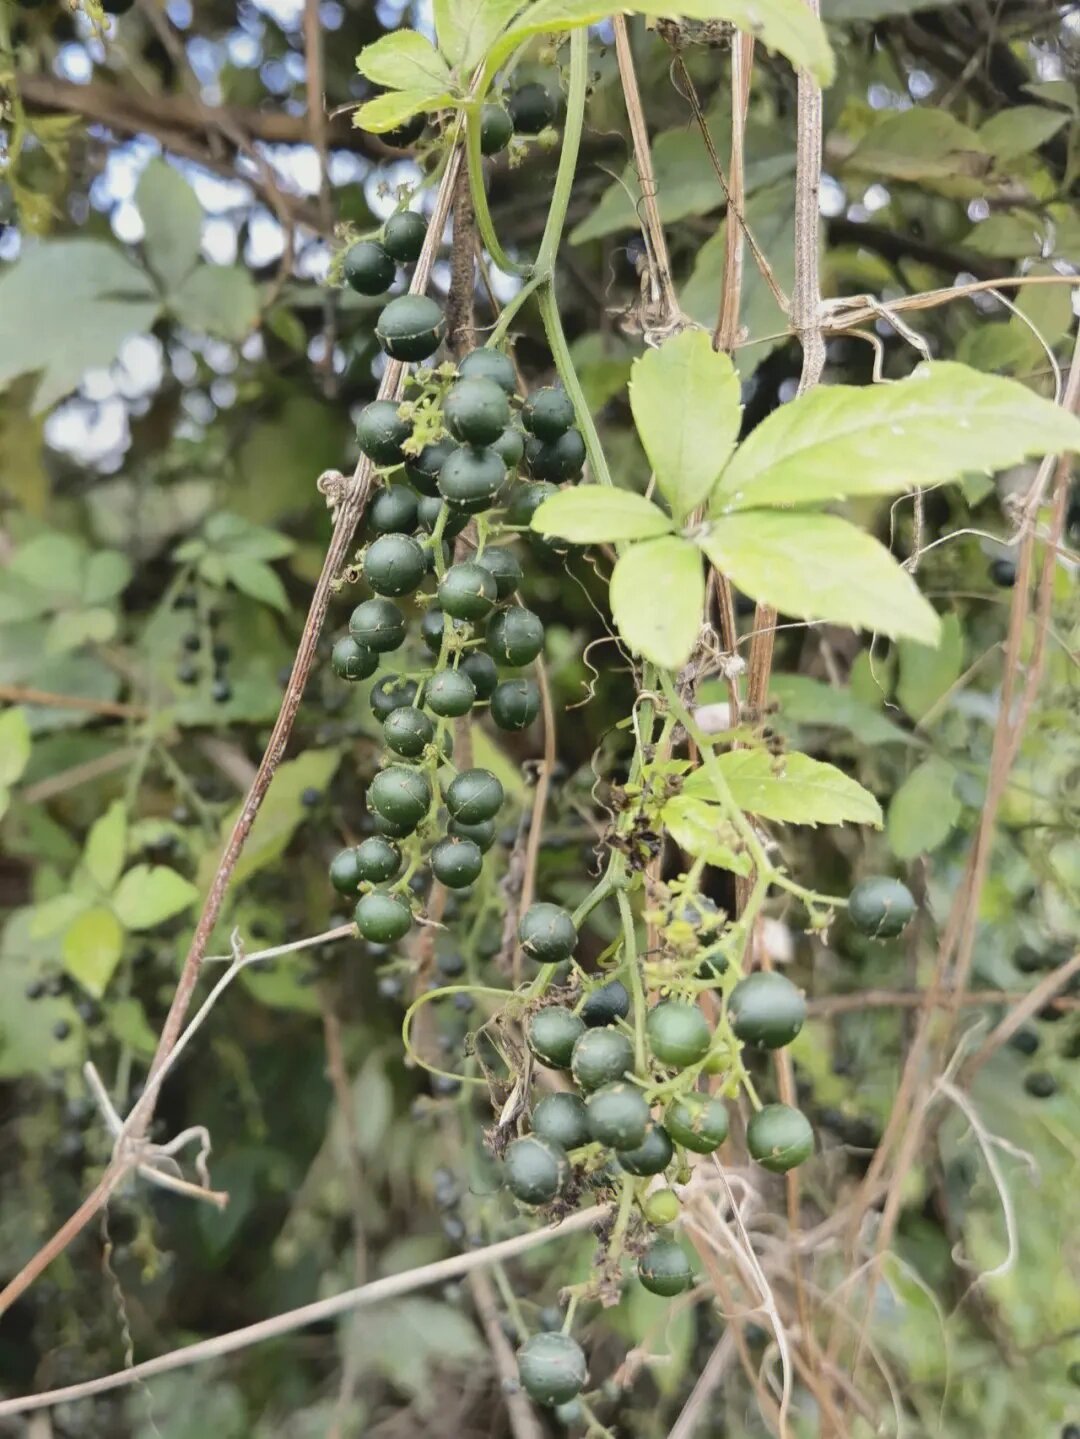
[342,208,430,301]
[1007,939,1079,1094]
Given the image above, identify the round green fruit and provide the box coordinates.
[571,1027,633,1092]
[405,437,456,496]
[329,847,364,895]
[369,484,418,535]
[532,1092,590,1150]
[488,606,544,667]
[381,112,426,148]
[728,971,806,1050]
[343,239,394,296]
[746,1103,814,1173]
[489,678,539,731]
[491,426,525,471]
[527,1007,585,1069]
[460,650,498,699]
[382,210,427,263]
[848,876,916,939]
[375,294,445,363]
[518,902,576,963]
[437,445,507,514]
[526,428,586,483]
[353,835,402,884]
[416,494,469,538]
[370,674,418,718]
[458,347,517,395]
[444,767,504,823]
[508,82,558,135]
[638,1237,692,1297]
[438,562,498,620]
[586,1082,650,1149]
[355,891,412,943]
[424,667,476,717]
[331,635,377,681]
[349,597,406,652]
[475,545,522,599]
[368,765,432,830]
[430,836,483,889]
[445,377,510,447]
[665,1094,730,1153]
[646,1001,712,1068]
[448,815,497,850]
[506,480,559,527]
[517,1332,587,1407]
[582,979,630,1027]
[523,386,575,442]
[617,1121,673,1177]
[642,1188,681,1227]
[383,706,434,758]
[357,400,411,467]
[363,533,426,597]
[479,103,514,154]
[1024,1070,1057,1099]
[420,607,447,656]
[504,1134,569,1206]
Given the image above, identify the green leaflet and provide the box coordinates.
[609,536,704,670]
[766,674,911,746]
[353,88,454,134]
[686,749,883,827]
[530,487,674,543]
[887,755,961,859]
[845,110,988,181]
[355,30,453,90]
[661,795,752,874]
[112,865,199,932]
[62,906,124,998]
[896,614,964,723]
[978,107,1069,163]
[136,158,203,295]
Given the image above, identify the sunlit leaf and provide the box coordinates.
[531,487,674,542]
[609,537,704,669]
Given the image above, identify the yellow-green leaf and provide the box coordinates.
[83,799,127,893]
[112,865,199,931]
[356,30,452,91]
[62,906,124,998]
[353,89,454,135]
[897,613,964,723]
[662,795,752,874]
[610,537,704,670]
[531,487,674,543]
[688,749,883,827]
[887,755,960,859]
[0,707,31,785]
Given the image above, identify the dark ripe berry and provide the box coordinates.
[425,668,476,717]
[437,949,466,977]
[526,428,586,483]
[343,239,395,295]
[25,978,46,1001]
[382,210,427,263]
[1008,1026,1040,1056]
[369,484,419,535]
[355,891,412,943]
[517,1332,587,1407]
[504,1134,569,1205]
[848,876,915,939]
[474,545,522,600]
[52,1020,71,1041]
[1013,945,1045,974]
[460,651,498,700]
[646,1001,711,1068]
[444,767,504,823]
[375,294,446,362]
[448,815,497,851]
[382,111,426,148]
[177,659,199,685]
[445,378,511,446]
[518,902,576,963]
[1068,1363,1080,1389]
[175,589,197,609]
[989,556,1017,587]
[488,606,544,667]
[349,598,407,652]
[492,426,525,471]
[507,480,559,527]
[438,562,498,620]
[45,975,66,998]
[532,1092,589,1150]
[368,765,432,830]
[212,677,232,703]
[665,1094,730,1153]
[617,1121,673,1176]
[406,437,457,496]
[420,606,447,656]
[370,674,419,718]
[430,836,484,888]
[490,678,540,731]
[638,1237,692,1297]
[383,706,435,758]
[582,979,631,1027]
[458,347,517,395]
[417,495,470,540]
[103,0,137,14]
[527,1006,585,1068]
[728,971,806,1050]
[363,534,426,597]
[75,997,102,1026]
[509,81,559,135]
[746,1103,814,1172]
[479,103,514,154]
[332,636,376,679]
[438,445,507,514]
[182,631,201,653]
[571,1027,634,1091]
[354,835,402,883]
[586,1082,650,1149]
[1023,1070,1058,1098]
[523,386,575,442]
[356,400,412,467]
[329,847,364,895]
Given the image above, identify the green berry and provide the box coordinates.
[363,533,426,596]
[383,706,434,758]
[582,979,630,1027]
[506,480,559,527]
[479,103,514,154]
[638,1237,692,1297]
[438,562,498,620]
[586,1082,650,1149]
[523,386,575,442]
[646,1001,712,1068]
[848,876,916,939]
[343,239,394,296]
[553,1400,584,1428]
[430,836,484,888]
[353,835,402,884]
[329,847,364,895]
[642,1188,681,1226]
[746,1103,814,1173]
[349,598,406,653]
[990,556,1017,587]
[448,815,497,850]
[368,765,431,830]
[369,484,418,534]
[460,650,498,699]
[474,545,523,600]
[444,767,504,823]
[381,112,426,148]
[356,400,411,466]
[458,348,517,395]
[728,971,806,1050]
[617,1121,673,1176]
[406,437,457,496]
[491,426,525,471]
[490,678,540,731]
[375,294,445,363]
[331,635,377,681]
[532,1091,590,1150]
[571,1027,633,1091]
[445,377,511,446]
[527,1007,585,1069]
[382,210,427,263]
[665,1094,730,1153]
[509,82,558,135]
[370,674,418,718]
[355,891,412,943]
[416,494,469,538]
[424,667,476,717]
[504,1134,569,1205]
[518,902,576,963]
[419,607,447,656]
[526,428,586,482]
[488,606,544,667]
[438,445,507,514]
[517,1332,587,1407]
